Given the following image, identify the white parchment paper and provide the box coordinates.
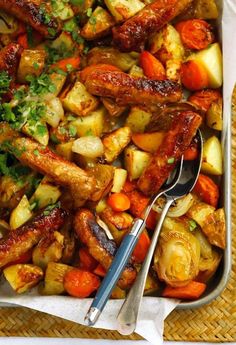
[0,1,235,344]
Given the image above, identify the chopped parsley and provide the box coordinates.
[189,219,197,232]
[26,73,56,96]
[0,153,31,180]
[39,4,52,25]
[63,18,84,45]
[0,71,11,99]
[45,43,74,65]
[167,157,175,164]
[69,0,84,5]
[43,202,61,216]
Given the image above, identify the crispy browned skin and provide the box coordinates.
[0,123,96,205]
[113,0,193,52]
[84,70,182,106]
[0,0,61,37]
[138,111,202,195]
[0,43,22,77]
[74,209,137,289]
[0,206,67,268]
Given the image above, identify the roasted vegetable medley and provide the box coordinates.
[0,0,225,301]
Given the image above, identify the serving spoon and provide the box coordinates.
[117,129,203,335]
[84,129,202,327]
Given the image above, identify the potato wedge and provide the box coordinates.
[187,202,215,228]
[30,177,61,210]
[71,107,105,137]
[17,49,46,83]
[4,264,43,294]
[103,127,132,163]
[202,208,226,249]
[131,132,165,153]
[32,231,64,270]
[124,145,151,180]
[49,73,67,97]
[40,262,72,295]
[51,0,74,20]
[188,43,223,89]
[201,136,223,175]
[10,195,33,230]
[56,141,74,161]
[206,98,223,131]
[125,107,152,133]
[111,168,128,193]
[61,80,99,116]
[44,97,64,128]
[104,0,145,22]
[149,24,184,64]
[81,6,115,40]
[22,120,49,146]
[111,285,126,299]
[129,65,144,78]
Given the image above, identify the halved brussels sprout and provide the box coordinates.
[154,218,200,287]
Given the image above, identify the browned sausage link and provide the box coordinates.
[0,123,96,205]
[74,209,137,289]
[138,111,202,195]
[0,206,67,268]
[112,0,193,52]
[0,0,61,37]
[84,70,182,106]
[0,43,22,76]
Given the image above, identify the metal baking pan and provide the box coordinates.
[0,0,232,310]
[178,0,232,309]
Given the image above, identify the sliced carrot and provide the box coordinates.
[80,64,121,83]
[64,268,100,298]
[175,19,214,51]
[17,33,29,48]
[162,281,207,300]
[78,247,98,271]
[132,230,151,263]
[51,56,81,72]
[188,89,222,112]
[146,209,157,230]
[181,60,209,91]
[193,174,219,208]
[107,192,131,212]
[94,264,106,277]
[184,144,198,160]
[140,51,166,81]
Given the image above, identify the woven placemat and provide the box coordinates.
[0,91,235,342]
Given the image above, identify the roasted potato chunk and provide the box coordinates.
[4,264,43,294]
[103,127,131,163]
[81,7,115,40]
[202,208,226,249]
[125,107,152,133]
[187,202,215,228]
[10,195,32,230]
[111,285,126,299]
[102,98,127,117]
[32,231,64,270]
[17,49,46,83]
[40,262,72,295]
[30,177,62,210]
[89,164,114,201]
[61,80,99,116]
[104,0,145,22]
[124,145,151,180]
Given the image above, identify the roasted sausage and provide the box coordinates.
[0,0,61,38]
[84,70,182,106]
[0,123,96,206]
[0,206,67,268]
[138,111,202,195]
[74,209,137,289]
[113,0,193,52]
[0,43,22,76]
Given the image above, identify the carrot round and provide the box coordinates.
[107,192,131,212]
[93,263,106,277]
[132,230,151,263]
[80,64,121,83]
[181,60,209,91]
[78,247,98,271]
[64,268,100,298]
[51,57,81,72]
[193,174,219,208]
[188,89,222,112]
[162,281,207,300]
[175,19,214,50]
[140,51,166,81]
